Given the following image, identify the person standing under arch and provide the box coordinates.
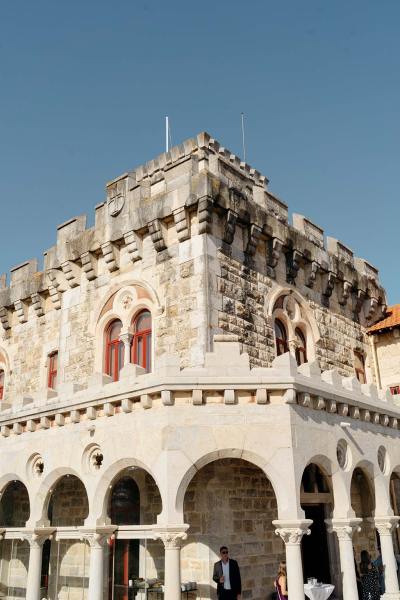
[213,546,242,600]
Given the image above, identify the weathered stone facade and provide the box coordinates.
[0,132,398,600]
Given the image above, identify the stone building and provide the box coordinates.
[0,132,399,600]
[368,305,400,399]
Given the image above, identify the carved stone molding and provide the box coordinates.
[148,219,167,253]
[326,518,362,541]
[124,230,142,263]
[173,208,190,242]
[272,519,312,545]
[245,224,262,256]
[83,530,113,549]
[197,196,213,234]
[22,529,54,548]
[158,530,188,549]
[374,517,400,536]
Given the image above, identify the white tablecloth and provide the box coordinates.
[304,583,335,600]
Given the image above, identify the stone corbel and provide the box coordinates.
[148,219,167,252]
[322,271,335,300]
[286,249,302,284]
[353,288,367,320]
[61,260,80,288]
[31,293,44,317]
[46,270,62,310]
[326,518,362,540]
[0,307,11,331]
[80,251,97,281]
[124,230,142,263]
[173,208,190,242]
[338,280,352,306]
[197,195,213,234]
[364,296,378,321]
[14,300,27,324]
[245,224,263,256]
[373,516,399,536]
[305,260,319,288]
[223,210,238,245]
[267,237,283,276]
[101,242,119,272]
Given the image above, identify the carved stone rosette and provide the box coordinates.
[272,519,312,545]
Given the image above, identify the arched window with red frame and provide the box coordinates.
[47,351,58,390]
[105,320,123,382]
[274,319,288,356]
[295,328,307,366]
[354,351,366,384]
[0,370,4,400]
[131,310,152,372]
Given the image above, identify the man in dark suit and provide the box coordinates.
[213,546,242,600]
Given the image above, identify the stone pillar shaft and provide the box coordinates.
[119,333,133,367]
[328,519,361,600]
[26,543,43,600]
[159,530,187,600]
[273,520,312,600]
[375,517,400,599]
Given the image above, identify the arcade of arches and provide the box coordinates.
[0,460,400,600]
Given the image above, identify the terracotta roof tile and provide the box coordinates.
[368,304,400,334]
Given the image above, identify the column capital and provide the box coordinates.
[373,516,400,536]
[326,518,362,540]
[22,528,54,548]
[158,529,188,549]
[81,527,116,549]
[272,519,312,545]
[119,332,133,344]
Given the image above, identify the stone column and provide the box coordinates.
[86,533,110,600]
[327,518,361,600]
[25,533,51,600]
[119,332,133,367]
[159,531,187,600]
[273,519,312,600]
[374,517,400,600]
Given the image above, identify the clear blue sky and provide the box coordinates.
[0,1,398,302]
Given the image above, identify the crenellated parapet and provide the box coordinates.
[0,131,386,333]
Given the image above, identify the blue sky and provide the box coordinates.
[0,1,398,302]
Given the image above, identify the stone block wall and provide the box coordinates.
[47,540,90,600]
[182,458,284,600]
[0,539,29,600]
[351,473,378,562]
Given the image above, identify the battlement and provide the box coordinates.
[0,132,386,331]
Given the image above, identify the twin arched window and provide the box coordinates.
[274,318,307,366]
[105,311,152,381]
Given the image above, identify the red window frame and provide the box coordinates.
[105,320,123,382]
[47,352,58,389]
[131,310,152,372]
[354,351,366,384]
[274,319,288,356]
[390,386,400,396]
[295,328,307,366]
[0,370,4,400]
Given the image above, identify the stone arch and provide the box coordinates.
[0,479,30,526]
[0,346,11,401]
[90,458,163,526]
[266,287,320,363]
[350,461,377,562]
[29,467,88,526]
[175,448,287,519]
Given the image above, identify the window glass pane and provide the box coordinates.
[109,320,122,341]
[134,311,151,333]
[274,319,286,341]
[118,341,124,373]
[146,333,152,371]
[0,370,4,385]
[137,337,143,367]
[295,329,306,348]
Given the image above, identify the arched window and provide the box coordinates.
[0,370,4,400]
[131,310,152,372]
[354,351,366,384]
[105,320,123,381]
[295,328,307,366]
[274,319,288,356]
[47,351,58,389]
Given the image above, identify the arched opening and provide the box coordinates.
[131,310,152,372]
[300,464,337,588]
[0,481,30,598]
[351,467,377,568]
[105,319,124,381]
[295,328,307,366]
[274,319,288,356]
[182,458,283,600]
[43,475,90,600]
[107,469,162,600]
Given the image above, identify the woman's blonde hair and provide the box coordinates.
[277,561,287,577]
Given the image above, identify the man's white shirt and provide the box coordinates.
[222,560,231,590]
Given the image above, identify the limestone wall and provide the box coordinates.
[374,332,400,391]
[182,458,284,600]
[0,539,29,600]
